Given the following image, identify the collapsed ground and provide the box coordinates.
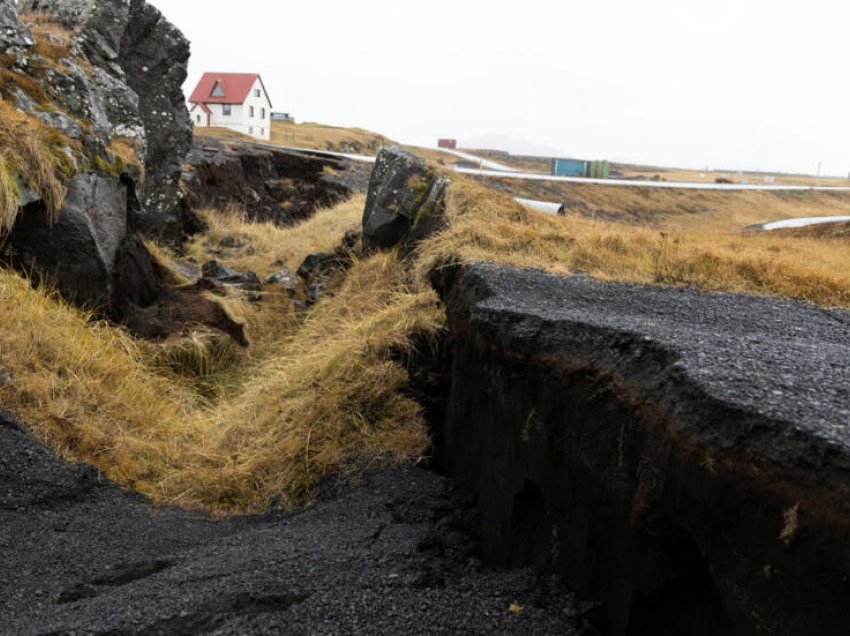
[4,156,850,512]
[3,3,850,632]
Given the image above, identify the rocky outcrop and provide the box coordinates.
[0,0,33,53]
[19,0,195,239]
[362,146,448,252]
[0,1,246,343]
[432,263,850,636]
[183,138,352,225]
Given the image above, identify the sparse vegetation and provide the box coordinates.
[416,179,850,307]
[0,99,74,232]
[25,17,74,67]
[107,137,145,179]
[270,121,391,155]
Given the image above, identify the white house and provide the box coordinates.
[188,72,272,141]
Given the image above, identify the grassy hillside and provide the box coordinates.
[5,124,850,513]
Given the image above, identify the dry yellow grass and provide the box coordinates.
[185,194,365,276]
[194,122,393,156]
[193,127,253,142]
[0,196,439,512]
[417,179,850,308]
[25,18,73,66]
[771,220,850,241]
[619,165,850,188]
[107,137,144,179]
[270,121,391,154]
[0,272,200,493]
[168,255,439,509]
[0,99,73,232]
[196,119,466,172]
[489,177,850,225]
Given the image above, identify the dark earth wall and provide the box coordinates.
[432,262,850,636]
[183,139,352,225]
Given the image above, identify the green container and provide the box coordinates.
[588,160,610,179]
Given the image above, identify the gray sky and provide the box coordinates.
[149,0,850,175]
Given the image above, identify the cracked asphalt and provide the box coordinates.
[462,263,850,469]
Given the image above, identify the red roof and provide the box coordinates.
[189,73,261,105]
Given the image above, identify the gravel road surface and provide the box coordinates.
[0,410,594,635]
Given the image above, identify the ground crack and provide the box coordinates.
[58,560,174,604]
[137,592,310,635]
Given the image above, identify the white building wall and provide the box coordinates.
[240,78,272,141]
[189,78,273,141]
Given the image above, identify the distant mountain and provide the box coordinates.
[460,133,566,158]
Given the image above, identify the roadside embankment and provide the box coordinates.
[430,262,850,635]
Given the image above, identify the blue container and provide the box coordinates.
[551,158,588,177]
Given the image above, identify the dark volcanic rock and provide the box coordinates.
[115,0,193,236]
[0,411,593,634]
[294,231,360,306]
[183,138,352,225]
[20,0,196,239]
[432,262,850,636]
[201,259,261,295]
[296,252,331,280]
[7,173,128,309]
[362,146,448,252]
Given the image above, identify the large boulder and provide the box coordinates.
[7,173,127,309]
[20,0,195,240]
[362,146,448,252]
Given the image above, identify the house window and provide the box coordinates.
[211,81,224,98]
[249,106,255,118]
[260,128,265,136]
[249,127,254,135]
[223,104,231,116]
[261,107,265,119]
[254,89,260,97]
[196,114,201,123]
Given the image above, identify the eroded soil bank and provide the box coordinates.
[431,262,850,636]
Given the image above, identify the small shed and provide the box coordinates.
[438,139,458,149]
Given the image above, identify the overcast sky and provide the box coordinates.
[149,0,850,176]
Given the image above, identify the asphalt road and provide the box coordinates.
[463,263,850,463]
[206,137,850,193]
[454,166,850,191]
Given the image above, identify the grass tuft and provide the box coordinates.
[0,100,73,232]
